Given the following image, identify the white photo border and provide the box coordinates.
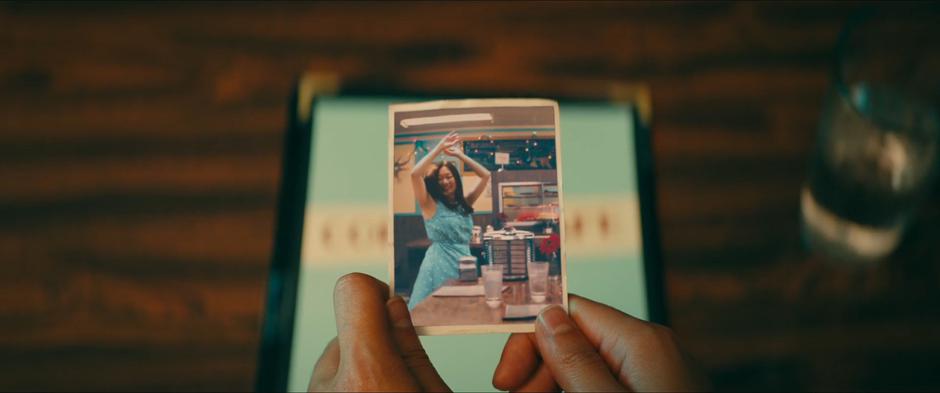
[387,98,568,336]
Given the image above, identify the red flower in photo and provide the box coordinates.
[539,233,560,255]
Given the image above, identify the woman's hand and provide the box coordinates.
[492,295,708,392]
[443,143,463,157]
[436,131,460,154]
[309,273,450,392]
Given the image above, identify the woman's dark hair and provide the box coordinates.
[424,161,474,215]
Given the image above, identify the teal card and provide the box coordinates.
[287,97,647,392]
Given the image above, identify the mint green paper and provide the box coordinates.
[287,98,647,392]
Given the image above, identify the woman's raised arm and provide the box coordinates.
[446,143,491,206]
[411,131,459,212]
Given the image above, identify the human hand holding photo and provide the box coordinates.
[308,273,450,392]
[493,295,708,392]
[308,274,703,392]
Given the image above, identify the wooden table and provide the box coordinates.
[2,2,939,391]
[411,278,563,327]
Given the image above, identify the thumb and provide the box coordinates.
[534,305,624,392]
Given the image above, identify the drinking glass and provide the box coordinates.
[802,10,939,262]
[527,261,549,303]
[481,264,503,308]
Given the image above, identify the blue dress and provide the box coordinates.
[408,200,473,310]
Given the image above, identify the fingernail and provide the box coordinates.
[538,305,572,336]
[387,296,413,329]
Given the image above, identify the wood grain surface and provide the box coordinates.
[410,279,563,329]
[2,2,939,391]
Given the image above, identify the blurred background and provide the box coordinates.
[1,1,939,391]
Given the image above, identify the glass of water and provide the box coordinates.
[527,261,549,303]
[802,10,939,262]
[481,264,503,308]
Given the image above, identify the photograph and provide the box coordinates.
[389,99,568,335]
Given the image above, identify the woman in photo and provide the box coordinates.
[408,131,492,309]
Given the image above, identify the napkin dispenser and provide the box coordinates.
[458,256,478,282]
[482,228,534,281]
